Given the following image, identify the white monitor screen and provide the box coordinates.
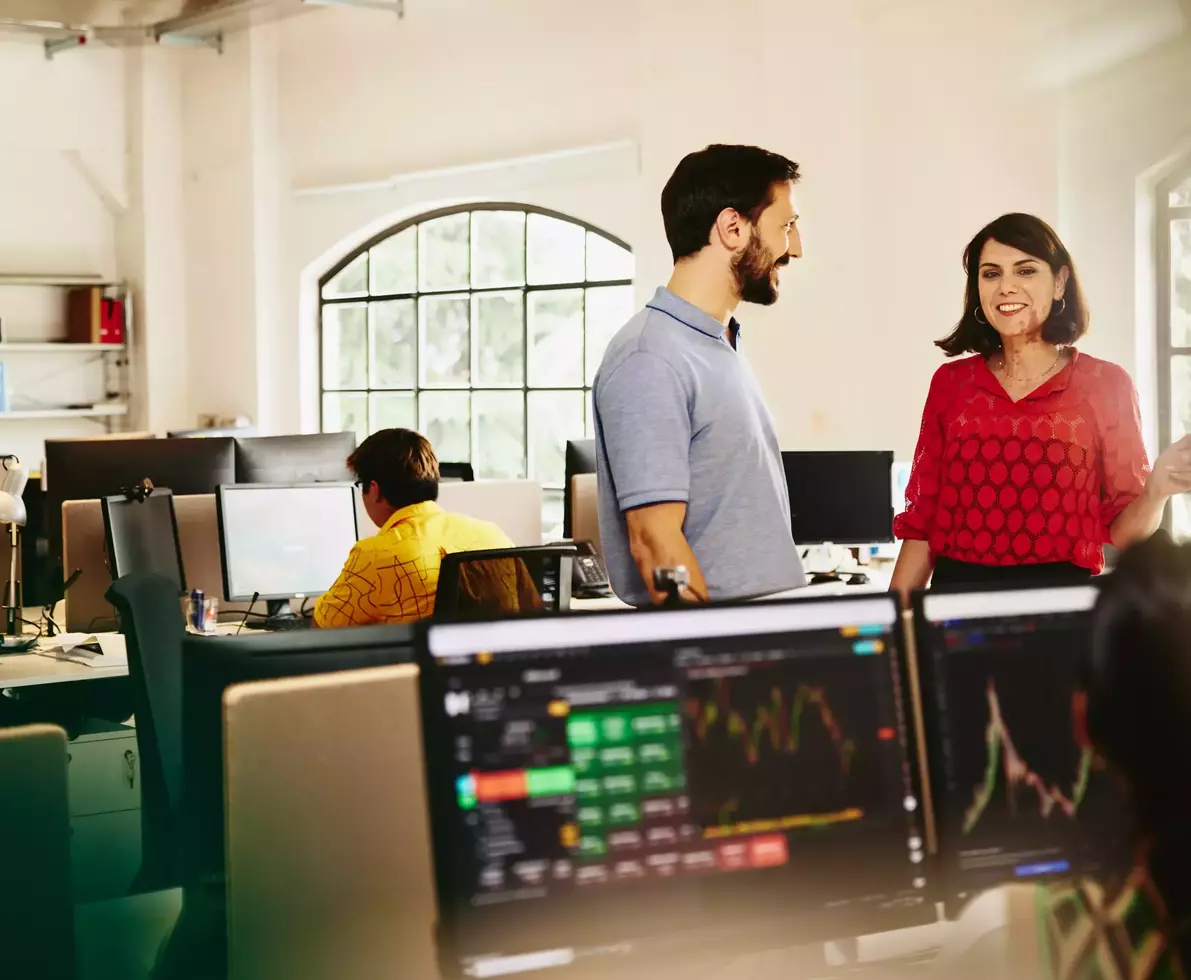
[219,484,358,601]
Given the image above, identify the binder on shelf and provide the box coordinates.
[66,287,125,346]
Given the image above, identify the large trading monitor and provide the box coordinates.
[563,439,596,539]
[912,585,1132,912]
[181,625,415,887]
[232,433,356,484]
[418,596,933,978]
[782,451,894,546]
[216,483,358,623]
[45,437,235,562]
[101,489,186,589]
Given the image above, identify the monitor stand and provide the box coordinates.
[244,598,306,631]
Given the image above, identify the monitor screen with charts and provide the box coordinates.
[217,483,358,602]
[418,596,932,978]
[913,585,1132,910]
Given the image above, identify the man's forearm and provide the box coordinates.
[629,525,709,603]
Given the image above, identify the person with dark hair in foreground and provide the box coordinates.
[938,533,1191,979]
[593,144,807,606]
[892,213,1191,593]
[312,428,511,627]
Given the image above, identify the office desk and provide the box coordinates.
[0,650,128,689]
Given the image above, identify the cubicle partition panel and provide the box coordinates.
[435,480,543,547]
[569,472,601,555]
[63,494,248,633]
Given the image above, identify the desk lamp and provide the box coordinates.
[0,455,35,652]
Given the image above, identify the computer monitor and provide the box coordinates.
[439,462,475,482]
[912,585,1132,913]
[563,439,596,539]
[181,624,415,886]
[101,489,186,590]
[216,483,359,620]
[232,433,356,484]
[418,595,933,978]
[783,451,895,546]
[45,437,235,564]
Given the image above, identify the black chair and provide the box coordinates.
[435,544,576,620]
[106,571,186,892]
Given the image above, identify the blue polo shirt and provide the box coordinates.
[591,287,806,605]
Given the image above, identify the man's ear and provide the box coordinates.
[712,207,748,251]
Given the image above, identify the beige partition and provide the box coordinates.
[223,664,436,980]
[570,472,601,555]
[357,479,544,546]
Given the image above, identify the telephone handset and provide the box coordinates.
[572,540,612,598]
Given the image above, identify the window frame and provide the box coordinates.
[1157,168,1191,534]
[317,202,633,496]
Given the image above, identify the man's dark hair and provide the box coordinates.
[347,428,440,511]
[660,144,801,262]
[937,212,1090,357]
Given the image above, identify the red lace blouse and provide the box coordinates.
[894,351,1149,573]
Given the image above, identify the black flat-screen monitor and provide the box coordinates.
[101,489,185,590]
[563,439,596,539]
[216,483,358,603]
[44,437,235,564]
[912,584,1132,913]
[782,450,895,546]
[417,594,934,978]
[439,462,475,482]
[232,432,356,484]
[181,624,415,884]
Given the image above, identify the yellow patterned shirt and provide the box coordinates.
[312,500,513,628]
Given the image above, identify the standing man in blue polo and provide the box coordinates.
[592,143,807,605]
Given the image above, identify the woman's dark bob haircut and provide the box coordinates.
[937,212,1090,357]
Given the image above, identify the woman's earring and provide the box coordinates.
[974,306,989,325]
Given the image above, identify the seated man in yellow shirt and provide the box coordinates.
[313,428,512,627]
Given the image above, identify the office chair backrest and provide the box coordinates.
[438,461,475,482]
[223,664,435,980]
[0,724,74,980]
[570,472,601,556]
[106,571,186,891]
[435,544,576,620]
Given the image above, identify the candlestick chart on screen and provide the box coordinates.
[960,677,1095,836]
[682,665,887,833]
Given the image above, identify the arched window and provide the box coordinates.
[1160,170,1191,537]
[319,205,634,538]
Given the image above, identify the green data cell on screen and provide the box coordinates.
[575,778,602,800]
[606,801,641,826]
[526,767,575,798]
[600,714,630,744]
[567,717,599,748]
[577,805,604,828]
[598,746,635,769]
[602,773,637,796]
[570,746,598,775]
[579,835,607,859]
[636,741,674,765]
[630,711,670,737]
[641,768,685,794]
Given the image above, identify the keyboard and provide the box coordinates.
[243,617,313,632]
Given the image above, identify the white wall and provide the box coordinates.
[0,36,126,469]
[172,0,1191,458]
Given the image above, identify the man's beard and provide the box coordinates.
[734,233,787,306]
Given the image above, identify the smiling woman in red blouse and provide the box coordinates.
[891,213,1191,592]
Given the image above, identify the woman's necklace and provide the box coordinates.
[996,347,1065,384]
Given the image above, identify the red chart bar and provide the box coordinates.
[474,769,530,803]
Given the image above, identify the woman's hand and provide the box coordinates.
[1148,434,1191,501]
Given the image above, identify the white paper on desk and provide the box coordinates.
[39,633,128,667]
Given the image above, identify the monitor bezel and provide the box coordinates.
[215,481,359,603]
[416,592,938,978]
[909,581,1105,915]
